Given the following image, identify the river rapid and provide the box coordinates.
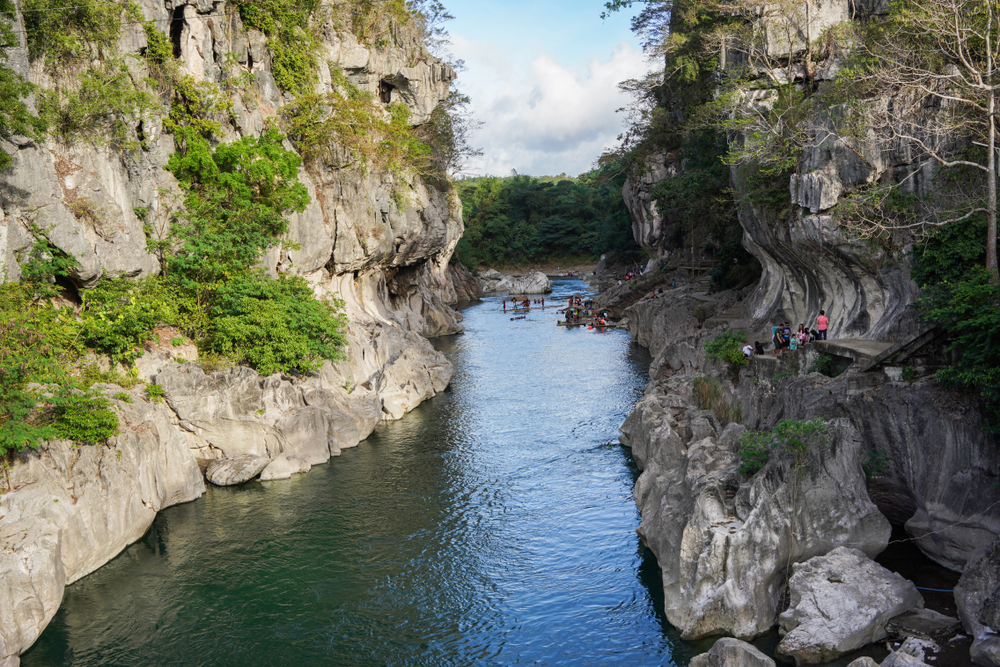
[22,279,714,667]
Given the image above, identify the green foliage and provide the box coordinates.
[737,431,771,476]
[17,231,80,299]
[0,288,120,456]
[145,383,166,403]
[79,278,176,365]
[142,22,173,66]
[206,274,348,376]
[454,167,638,267]
[863,450,892,480]
[737,419,830,477]
[913,267,1000,433]
[282,79,431,176]
[809,354,834,377]
[911,215,994,288]
[0,30,46,172]
[112,391,133,403]
[51,391,119,443]
[705,329,749,377]
[165,128,309,285]
[235,0,321,93]
[39,59,159,148]
[21,0,138,67]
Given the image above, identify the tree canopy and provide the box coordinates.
[454,168,639,267]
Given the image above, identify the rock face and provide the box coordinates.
[0,1,466,663]
[956,536,1000,666]
[776,547,924,664]
[447,261,482,301]
[0,389,204,665]
[689,638,776,667]
[622,375,890,640]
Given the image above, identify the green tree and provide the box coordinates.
[0,0,46,172]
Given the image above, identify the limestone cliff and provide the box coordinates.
[0,1,467,663]
[622,0,920,341]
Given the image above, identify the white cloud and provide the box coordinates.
[451,37,651,177]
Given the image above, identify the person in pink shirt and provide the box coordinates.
[816,310,829,340]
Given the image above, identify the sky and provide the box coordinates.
[440,0,652,178]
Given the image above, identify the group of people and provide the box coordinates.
[502,298,540,312]
[742,310,831,357]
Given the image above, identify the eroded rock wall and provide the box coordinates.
[0,2,467,664]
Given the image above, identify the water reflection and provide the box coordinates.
[23,279,708,667]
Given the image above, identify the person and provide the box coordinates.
[754,340,765,355]
[742,343,754,358]
[541,298,545,307]
[781,322,791,349]
[816,310,829,340]
[797,324,808,345]
[772,325,782,355]
[503,300,506,312]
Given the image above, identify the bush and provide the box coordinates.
[736,419,830,477]
[145,383,167,403]
[693,375,743,425]
[737,431,771,475]
[705,329,749,377]
[207,274,348,376]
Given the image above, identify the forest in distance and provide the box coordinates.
[453,168,642,269]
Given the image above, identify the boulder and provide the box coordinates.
[204,455,270,486]
[956,535,1000,666]
[845,659,879,667]
[508,270,552,294]
[881,637,938,667]
[275,407,334,465]
[259,456,311,481]
[886,609,962,643]
[689,638,776,667]
[776,547,924,664]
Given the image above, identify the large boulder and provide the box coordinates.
[880,637,938,667]
[689,638,776,667]
[259,456,311,481]
[623,379,891,640]
[508,270,552,294]
[776,547,924,664]
[956,535,1000,666]
[204,455,271,486]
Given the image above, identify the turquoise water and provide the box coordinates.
[22,279,712,667]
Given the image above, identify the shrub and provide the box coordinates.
[705,329,749,377]
[693,375,743,425]
[809,353,834,377]
[207,274,348,376]
[736,419,830,477]
[145,383,167,403]
[165,127,310,285]
[737,431,771,475]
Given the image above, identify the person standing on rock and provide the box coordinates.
[816,310,829,340]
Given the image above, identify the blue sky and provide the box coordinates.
[442,0,650,177]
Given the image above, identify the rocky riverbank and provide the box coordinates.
[614,284,1000,666]
[0,0,471,663]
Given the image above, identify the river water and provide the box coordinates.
[23,279,715,667]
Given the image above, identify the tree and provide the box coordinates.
[838,0,1000,281]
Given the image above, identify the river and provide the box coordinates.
[22,279,719,667]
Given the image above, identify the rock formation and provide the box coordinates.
[956,536,1000,666]
[623,370,890,640]
[0,0,468,663]
[776,547,924,664]
[477,269,553,294]
[689,638,776,667]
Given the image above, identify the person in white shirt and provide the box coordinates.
[742,343,754,358]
